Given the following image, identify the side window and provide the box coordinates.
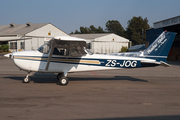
[53,47,69,56]
[70,47,81,56]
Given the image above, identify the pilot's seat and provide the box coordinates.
[53,48,60,55]
[59,50,65,55]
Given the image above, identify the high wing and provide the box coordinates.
[45,36,87,70]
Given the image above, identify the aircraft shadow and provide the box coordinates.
[72,115,180,120]
[4,75,148,83]
[68,76,148,82]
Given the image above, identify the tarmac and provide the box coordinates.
[0,56,180,120]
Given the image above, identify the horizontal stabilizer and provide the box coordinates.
[160,61,171,67]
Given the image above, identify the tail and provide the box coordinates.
[143,31,176,62]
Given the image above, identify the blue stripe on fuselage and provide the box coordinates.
[13,55,143,68]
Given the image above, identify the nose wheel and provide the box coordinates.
[23,72,32,83]
[23,75,30,83]
[57,73,69,86]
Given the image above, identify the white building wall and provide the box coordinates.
[31,38,38,50]
[4,23,69,52]
[90,34,129,54]
[92,41,128,54]
[39,38,45,47]
[95,34,129,42]
[24,37,46,51]
[25,39,32,51]
[17,41,20,51]
[26,24,68,37]
[9,24,69,51]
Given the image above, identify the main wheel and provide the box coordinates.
[59,77,69,86]
[23,76,30,83]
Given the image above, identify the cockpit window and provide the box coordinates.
[70,46,82,56]
[38,40,88,56]
[53,47,69,56]
[37,43,50,54]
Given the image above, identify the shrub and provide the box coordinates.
[0,44,9,52]
[119,46,128,52]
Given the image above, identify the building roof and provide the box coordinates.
[70,33,129,42]
[153,15,180,29]
[70,33,113,39]
[0,23,48,36]
[54,36,86,41]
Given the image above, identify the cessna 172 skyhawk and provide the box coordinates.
[4,31,176,86]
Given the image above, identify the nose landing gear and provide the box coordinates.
[23,72,32,83]
[23,75,30,83]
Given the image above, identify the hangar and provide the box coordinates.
[146,15,180,60]
[0,23,68,52]
[70,33,129,54]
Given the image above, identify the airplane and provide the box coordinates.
[4,31,176,86]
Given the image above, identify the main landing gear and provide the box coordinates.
[57,73,69,86]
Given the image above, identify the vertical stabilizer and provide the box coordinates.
[144,31,176,62]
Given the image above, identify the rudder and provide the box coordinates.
[143,31,176,62]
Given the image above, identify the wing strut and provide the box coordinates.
[45,40,55,70]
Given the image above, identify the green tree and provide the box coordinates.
[89,25,97,33]
[105,20,125,36]
[74,30,80,34]
[89,25,104,33]
[72,25,105,34]
[126,16,150,45]
[80,27,92,34]
[0,44,9,52]
[96,26,104,33]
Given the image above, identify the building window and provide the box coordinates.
[21,42,25,49]
[10,42,17,49]
[163,20,170,26]
[171,17,178,24]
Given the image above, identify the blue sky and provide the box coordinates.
[0,0,180,34]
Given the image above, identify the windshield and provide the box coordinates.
[37,43,50,54]
[37,40,88,56]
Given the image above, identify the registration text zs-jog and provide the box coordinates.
[105,60,137,67]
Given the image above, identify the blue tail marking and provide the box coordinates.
[143,31,176,62]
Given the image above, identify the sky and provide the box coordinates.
[0,0,180,34]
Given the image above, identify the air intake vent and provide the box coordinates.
[10,23,15,28]
[26,22,32,27]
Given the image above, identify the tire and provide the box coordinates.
[59,77,69,86]
[23,76,30,83]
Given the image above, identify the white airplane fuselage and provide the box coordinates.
[12,50,157,74]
